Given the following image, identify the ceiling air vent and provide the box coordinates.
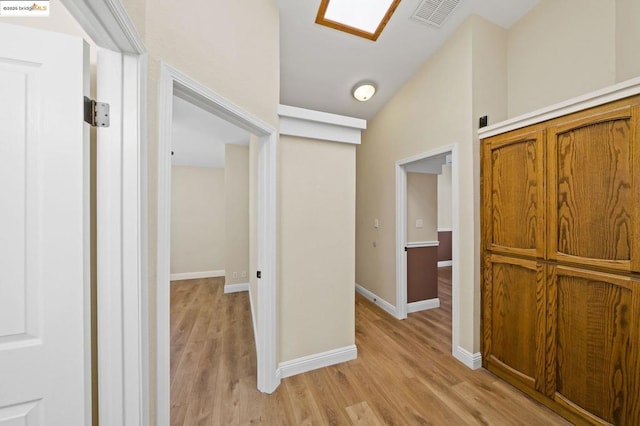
[411,0,462,28]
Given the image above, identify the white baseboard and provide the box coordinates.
[407,298,440,313]
[438,260,452,267]
[277,345,357,379]
[355,284,397,318]
[224,282,249,293]
[454,346,482,370]
[170,269,225,281]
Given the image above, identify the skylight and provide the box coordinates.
[316,0,401,41]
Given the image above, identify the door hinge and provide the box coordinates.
[84,96,110,127]
[257,270,262,279]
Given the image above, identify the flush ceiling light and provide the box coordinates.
[316,0,402,41]
[352,82,376,102]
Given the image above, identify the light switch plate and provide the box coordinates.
[416,219,424,228]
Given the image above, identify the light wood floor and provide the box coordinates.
[170,269,570,425]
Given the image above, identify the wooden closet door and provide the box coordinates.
[547,104,640,273]
[483,254,546,392]
[482,127,545,259]
[546,265,640,425]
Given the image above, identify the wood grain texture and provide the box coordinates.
[483,127,545,259]
[171,270,568,425]
[482,96,640,425]
[484,255,541,389]
[551,266,639,425]
[547,104,638,272]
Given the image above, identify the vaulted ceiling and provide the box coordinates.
[277,0,539,119]
[173,0,540,164]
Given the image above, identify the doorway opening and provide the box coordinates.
[156,63,279,422]
[168,93,254,415]
[395,145,460,355]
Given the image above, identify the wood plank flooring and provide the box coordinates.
[171,269,571,425]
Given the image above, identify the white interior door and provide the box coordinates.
[0,23,91,424]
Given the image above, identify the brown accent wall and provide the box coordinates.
[407,246,438,303]
[438,230,452,262]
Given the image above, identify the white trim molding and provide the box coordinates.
[454,346,482,370]
[278,345,358,379]
[437,227,452,232]
[224,283,249,294]
[61,0,145,54]
[62,1,148,425]
[355,284,398,319]
[479,76,640,139]
[278,104,366,145]
[406,240,439,248]
[407,298,440,313]
[438,260,453,268]
[157,63,279,426]
[170,270,225,281]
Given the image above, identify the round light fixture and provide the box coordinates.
[352,82,376,102]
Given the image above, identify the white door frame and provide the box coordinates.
[156,64,279,423]
[60,0,147,424]
[395,144,460,353]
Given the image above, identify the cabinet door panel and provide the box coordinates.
[548,106,640,272]
[547,265,640,424]
[483,255,545,391]
[482,128,545,258]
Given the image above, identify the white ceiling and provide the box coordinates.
[172,0,539,167]
[171,95,249,168]
[277,0,539,120]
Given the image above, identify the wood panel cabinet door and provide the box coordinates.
[547,104,640,273]
[482,127,545,259]
[547,265,640,424]
[483,254,546,392]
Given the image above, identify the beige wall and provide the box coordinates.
[470,16,509,349]
[507,0,616,117]
[406,173,438,242]
[437,164,452,230]
[616,0,640,82]
[143,1,279,126]
[170,166,225,274]
[224,145,250,284]
[356,17,473,311]
[279,136,355,361]
[357,15,508,354]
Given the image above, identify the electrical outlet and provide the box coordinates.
[232,272,238,279]
[241,271,247,278]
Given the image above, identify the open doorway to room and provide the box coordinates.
[395,145,459,353]
[156,65,279,423]
[168,94,254,422]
